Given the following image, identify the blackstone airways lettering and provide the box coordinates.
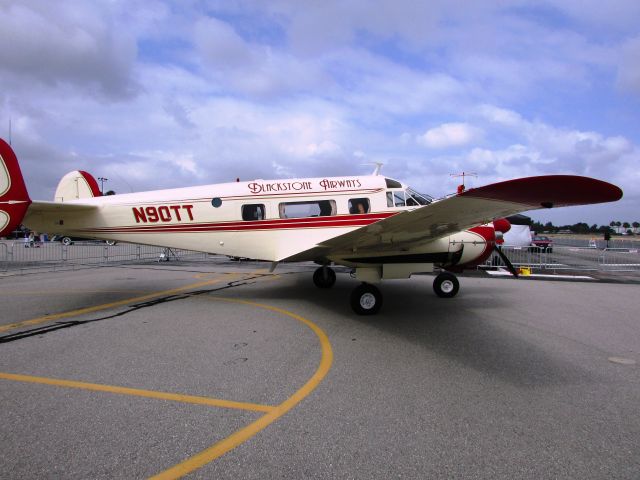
[132,205,194,223]
[248,178,362,194]
[319,178,362,190]
[248,181,312,194]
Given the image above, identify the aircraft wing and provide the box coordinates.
[283,175,622,261]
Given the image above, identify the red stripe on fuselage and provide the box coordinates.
[78,212,398,235]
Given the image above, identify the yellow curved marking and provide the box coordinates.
[0,372,275,413]
[0,273,239,334]
[151,298,333,480]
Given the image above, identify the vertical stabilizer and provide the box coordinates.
[54,170,102,202]
[0,139,31,237]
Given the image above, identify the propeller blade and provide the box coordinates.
[494,246,519,278]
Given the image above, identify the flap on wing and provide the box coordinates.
[282,175,622,261]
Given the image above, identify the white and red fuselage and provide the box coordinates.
[24,174,497,271]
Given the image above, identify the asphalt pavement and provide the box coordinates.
[0,261,638,479]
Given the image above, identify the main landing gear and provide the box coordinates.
[312,267,461,315]
[350,283,383,315]
[312,266,336,288]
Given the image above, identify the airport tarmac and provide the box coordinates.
[1,260,639,479]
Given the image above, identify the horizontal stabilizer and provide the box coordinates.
[22,200,98,235]
[28,201,98,213]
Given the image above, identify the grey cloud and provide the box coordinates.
[0,2,138,99]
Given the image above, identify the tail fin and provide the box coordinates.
[54,170,102,202]
[0,139,31,237]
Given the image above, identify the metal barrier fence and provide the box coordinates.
[2,240,639,276]
[0,242,7,272]
[488,245,640,272]
[551,236,640,250]
[0,240,208,275]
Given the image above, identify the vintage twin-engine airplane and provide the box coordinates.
[0,138,623,314]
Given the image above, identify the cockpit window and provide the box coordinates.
[406,188,432,205]
[387,191,406,207]
[385,178,402,189]
[387,188,433,208]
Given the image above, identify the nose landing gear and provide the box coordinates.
[433,272,460,298]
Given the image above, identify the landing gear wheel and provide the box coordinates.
[350,283,383,315]
[105,240,117,246]
[62,236,72,246]
[313,267,336,288]
[433,272,459,298]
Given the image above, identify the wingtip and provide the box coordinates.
[463,175,623,208]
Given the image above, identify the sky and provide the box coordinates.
[1,0,639,226]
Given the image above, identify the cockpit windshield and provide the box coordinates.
[386,187,433,208]
[406,188,433,206]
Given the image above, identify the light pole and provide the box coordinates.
[98,177,108,194]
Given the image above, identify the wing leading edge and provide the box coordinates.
[283,175,623,262]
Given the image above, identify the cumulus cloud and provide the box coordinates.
[192,15,329,97]
[0,1,638,225]
[417,123,482,149]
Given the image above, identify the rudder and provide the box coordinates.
[0,139,31,237]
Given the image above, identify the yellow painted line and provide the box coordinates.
[151,297,333,480]
[0,289,155,296]
[0,372,275,413]
[0,273,239,334]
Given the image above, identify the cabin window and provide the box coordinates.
[348,198,370,214]
[211,197,222,208]
[278,200,336,219]
[242,204,265,221]
[386,191,406,207]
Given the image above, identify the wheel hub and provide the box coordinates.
[359,293,376,310]
[441,280,454,293]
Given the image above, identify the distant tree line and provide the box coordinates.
[529,220,639,235]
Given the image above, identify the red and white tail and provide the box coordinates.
[0,139,31,237]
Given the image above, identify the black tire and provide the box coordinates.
[313,267,336,288]
[433,272,459,298]
[62,236,72,246]
[350,283,383,315]
[105,240,117,246]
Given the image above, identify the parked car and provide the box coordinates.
[531,235,553,252]
[51,235,117,246]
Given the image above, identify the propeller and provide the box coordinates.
[493,245,519,278]
[491,217,519,278]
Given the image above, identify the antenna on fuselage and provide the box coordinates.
[362,162,384,176]
[450,171,477,194]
